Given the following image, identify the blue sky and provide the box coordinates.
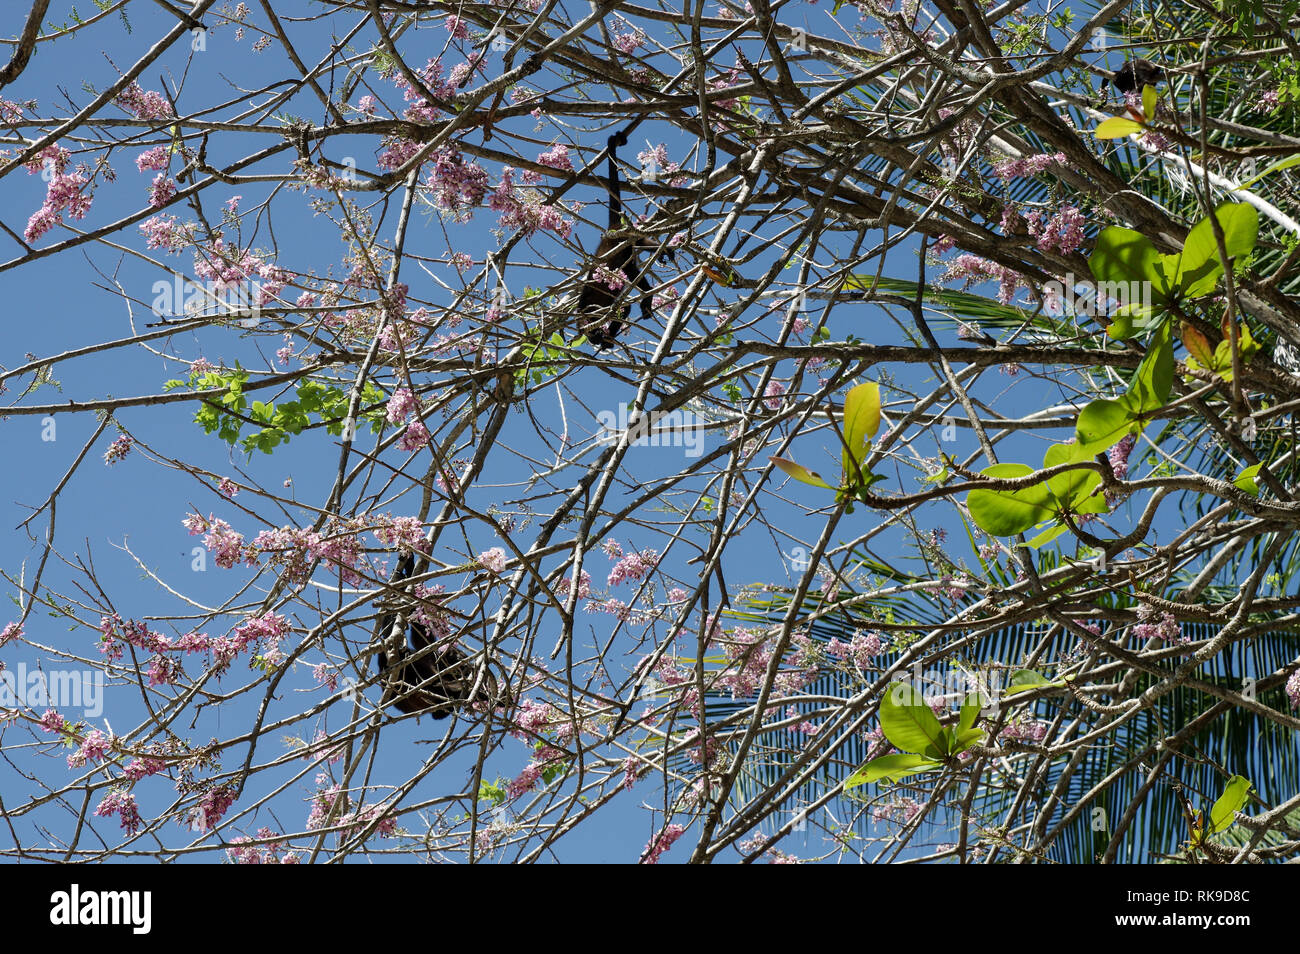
[0,1,1120,863]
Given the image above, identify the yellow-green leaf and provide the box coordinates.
[1095,117,1144,139]
[771,456,835,490]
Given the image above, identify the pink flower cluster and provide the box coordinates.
[386,387,418,424]
[69,728,113,768]
[94,791,143,836]
[115,82,174,120]
[136,147,170,172]
[478,547,507,574]
[399,420,430,451]
[192,239,288,306]
[191,785,236,832]
[98,611,289,679]
[103,434,134,465]
[557,570,592,599]
[1024,205,1087,255]
[1286,670,1300,709]
[0,622,23,645]
[991,152,1067,181]
[227,828,298,864]
[183,513,254,569]
[372,514,426,552]
[607,549,658,586]
[641,823,685,864]
[24,144,92,243]
[1132,607,1182,644]
[139,214,193,253]
[420,146,491,221]
[148,173,178,208]
[943,253,1028,305]
[39,708,64,733]
[825,631,884,670]
[488,167,572,237]
[999,718,1049,743]
[1109,433,1136,479]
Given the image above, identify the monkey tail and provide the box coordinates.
[605,131,628,226]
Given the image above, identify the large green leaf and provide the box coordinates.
[1208,775,1252,834]
[967,463,1053,536]
[1090,227,1165,290]
[845,753,941,788]
[1172,203,1259,299]
[1129,321,1174,412]
[841,381,881,483]
[1076,398,1135,453]
[1043,441,1102,511]
[878,682,947,755]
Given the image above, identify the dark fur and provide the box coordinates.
[375,554,496,719]
[1102,58,1165,93]
[575,130,671,350]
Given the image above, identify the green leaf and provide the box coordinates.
[952,727,986,753]
[967,463,1054,536]
[878,682,947,755]
[1234,463,1262,495]
[1027,521,1070,548]
[1141,84,1157,121]
[958,692,982,733]
[1174,203,1259,298]
[1005,669,1057,696]
[1090,228,1170,312]
[771,456,835,490]
[1076,398,1135,452]
[841,381,881,483]
[1208,775,1252,834]
[845,753,942,788]
[1094,117,1144,139]
[1042,441,1102,512]
[1129,320,1174,412]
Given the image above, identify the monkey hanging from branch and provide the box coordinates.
[572,128,677,350]
[372,551,501,720]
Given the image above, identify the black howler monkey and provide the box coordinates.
[1101,58,1165,94]
[575,129,673,350]
[374,552,496,719]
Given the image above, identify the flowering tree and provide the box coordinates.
[2,0,1300,864]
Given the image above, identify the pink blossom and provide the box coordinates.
[478,547,508,574]
[0,622,22,646]
[399,420,430,451]
[1025,205,1087,255]
[103,435,133,465]
[148,174,178,207]
[608,549,658,586]
[115,82,174,120]
[558,571,592,600]
[139,214,192,253]
[990,152,1067,181]
[1109,433,1136,479]
[641,823,686,864]
[386,387,418,424]
[94,791,143,836]
[191,785,236,831]
[136,147,170,172]
[69,728,112,767]
[1286,670,1300,709]
[38,709,63,734]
